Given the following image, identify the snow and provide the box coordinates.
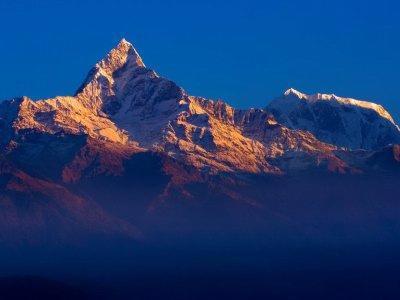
[284,88,306,98]
[283,88,395,123]
[268,89,400,150]
[1,40,399,176]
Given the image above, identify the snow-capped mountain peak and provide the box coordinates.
[98,38,145,73]
[283,88,305,98]
[1,40,399,179]
[281,89,396,124]
[268,89,400,150]
[74,39,152,110]
[81,38,146,89]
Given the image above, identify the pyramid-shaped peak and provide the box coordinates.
[74,39,147,98]
[97,38,145,73]
[118,38,132,46]
[115,38,138,53]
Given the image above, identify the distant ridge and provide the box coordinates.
[268,88,400,150]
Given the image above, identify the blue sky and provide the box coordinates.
[0,0,399,120]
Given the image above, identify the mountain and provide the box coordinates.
[0,158,138,245]
[0,39,399,246]
[1,40,356,176]
[267,88,400,150]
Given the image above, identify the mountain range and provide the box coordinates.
[0,39,399,246]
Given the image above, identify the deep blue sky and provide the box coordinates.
[1,0,399,120]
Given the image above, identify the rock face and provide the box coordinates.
[1,40,357,176]
[0,39,399,245]
[72,40,364,174]
[267,88,400,150]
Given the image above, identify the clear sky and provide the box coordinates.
[1,0,399,120]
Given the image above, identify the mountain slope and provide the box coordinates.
[0,39,399,246]
[0,159,138,245]
[0,40,357,176]
[73,39,357,174]
[267,88,400,150]
[1,39,398,188]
